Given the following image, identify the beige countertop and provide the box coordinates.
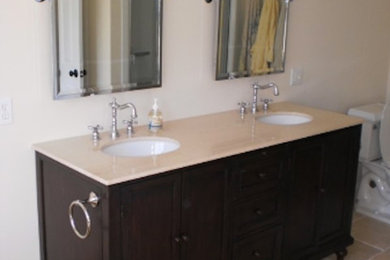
[33,102,363,186]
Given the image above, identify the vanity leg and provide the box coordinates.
[336,249,348,260]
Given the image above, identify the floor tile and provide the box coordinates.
[352,217,390,250]
[322,241,381,260]
[345,241,381,260]
[372,249,390,260]
[353,212,365,222]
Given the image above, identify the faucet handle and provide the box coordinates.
[252,82,260,89]
[109,98,120,108]
[260,98,273,111]
[88,125,103,141]
[261,98,273,103]
[123,119,137,136]
[237,102,248,115]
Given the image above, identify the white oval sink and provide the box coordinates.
[258,112,313,125]
[102,137,180,157]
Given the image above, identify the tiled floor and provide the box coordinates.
[322,213,390,260]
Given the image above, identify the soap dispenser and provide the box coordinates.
[148,98,163,131]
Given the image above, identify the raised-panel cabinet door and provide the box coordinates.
[120,173,181,260]
[181,161,228,260]
[317,128,360,243]
[38,158,103,260]
[283,137,324,259]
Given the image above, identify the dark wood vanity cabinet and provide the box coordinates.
[120,161,228,260]
[36,156,104,260]
[36,157,228,260]
[283,126,361,260]
[36,125,361,260]
[229,144,287,260]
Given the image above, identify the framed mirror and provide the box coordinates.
[216,0,291,80]
[51,0,162,99]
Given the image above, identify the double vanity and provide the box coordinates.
[35,1,361,259]
[34,102,362,260]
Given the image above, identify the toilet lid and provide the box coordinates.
[380,103,390,167]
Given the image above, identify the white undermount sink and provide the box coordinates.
[257,112,313,125]
[102,137,180,157]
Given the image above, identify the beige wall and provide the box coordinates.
[1,0,390,259]
[388,65,390,102]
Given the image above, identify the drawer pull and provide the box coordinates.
[252,250,262,257]
[68,192,100,240]
[174,234,189,243]
[254,209,263,216]
[181,234,189,242]
[258,173,267,179]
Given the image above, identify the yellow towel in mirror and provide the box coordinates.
[250,0,280,74]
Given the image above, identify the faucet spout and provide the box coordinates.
[251,82,280,114]
[109,99,138,139]
[120,103,138,119]
[259,82,279,96]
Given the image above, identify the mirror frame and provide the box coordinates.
[50,0,163,100]
[215,0,291,80]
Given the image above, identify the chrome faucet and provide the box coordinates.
[109,98,138,139]
[123,103,138,136]
[251,82,279,114]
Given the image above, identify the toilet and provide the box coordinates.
[348,103,390,224]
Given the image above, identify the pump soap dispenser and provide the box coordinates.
[148,98,163,131]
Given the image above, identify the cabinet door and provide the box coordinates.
[121,173,181,260]
[317,127,360,243]
[37,156,103,260]
[283,137,324,259]
[181,161,227,260]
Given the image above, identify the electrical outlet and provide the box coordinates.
[0,98,12,125]
[290,68,304,86]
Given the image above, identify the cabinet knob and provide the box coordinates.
[69,69,79,78]
[181,234,189,242]
[254,209,263,216]
[174,237,181,243]
[320,188,326,193]
[252,250,262,257]
[80,69,87,78]
[258,173,267,179]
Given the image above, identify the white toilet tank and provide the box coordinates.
[348,103,384,161]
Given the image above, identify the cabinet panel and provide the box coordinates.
[232,189,283,236]
[233,146,287,199]
[317,128,360,243]
[37,157,103,260]
[232,227,282,260]
[283,137,324,259]
[181,161,227,260]
[283,126,361,259]
[120,174,181,260]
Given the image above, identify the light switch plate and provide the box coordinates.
[290,68,304,86]
[0,97,13,125]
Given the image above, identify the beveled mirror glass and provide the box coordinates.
[52,0,162,99]
[216,0,291,80]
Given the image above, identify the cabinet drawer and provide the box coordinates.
[233,146,286,199]
[232,190,283,236]
[233,226,282,260]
